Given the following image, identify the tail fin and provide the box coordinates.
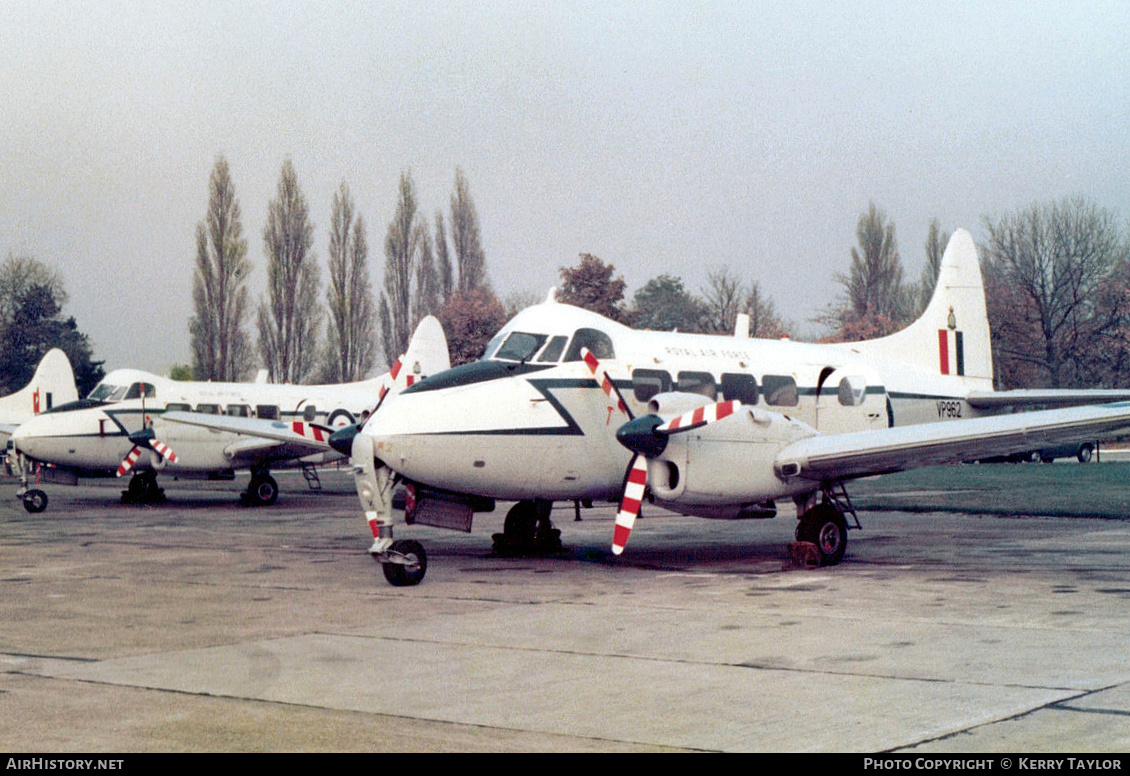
[852,228,994,390]
[383,316,451,398]
[0,348,79,423]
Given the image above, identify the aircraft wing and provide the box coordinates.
[162,411,338,462]
[777,401,1130,483]
[967,389,1130,409]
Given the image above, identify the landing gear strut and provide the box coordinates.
[349,433,428,587]
[12,452,49,513]
[492,499,562,556]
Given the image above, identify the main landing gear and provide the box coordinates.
[241,466,279,506]
[492,499,563,556]
[121,471,166,505]
[793,484,860,567]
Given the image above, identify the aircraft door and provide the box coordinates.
[813,367,888,434]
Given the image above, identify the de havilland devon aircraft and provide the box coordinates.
[335,229,1130,586]
[0,348,79,445]
[11,317,448,513]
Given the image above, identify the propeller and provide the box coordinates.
[580,347,741,555]
[116,426,178,477]
[579,347,644,554]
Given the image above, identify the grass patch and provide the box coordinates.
[846,461,1130,519]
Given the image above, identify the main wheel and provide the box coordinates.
[797,503,848,566]
[1078,444,1094,463]
[503,502,538,544]
[23,489,47,513]
[250,475,279,506]
[381,539,427,586]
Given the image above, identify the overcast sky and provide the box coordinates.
[3,1,1128,376]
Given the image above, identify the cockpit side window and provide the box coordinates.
[124,383,156,400]
[480,333,505,361]
[494,332,548,362]
[537,335,568,363]
[88,383,119,401]
[563,328,615,361]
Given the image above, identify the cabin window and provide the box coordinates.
[762,375,798,407]
[195,403,220,414]
[124,383,156,400]
[537,335,568,363]
[165,403,191,412]
[226,404,251,417]
[838,376,867,407]
[677,371,717,399]
[721,373,759,405]
[256,405,280,420]
[563,328,615,361]
[632,369,671,402]
[494,332,548,362]
[302,405,318,422]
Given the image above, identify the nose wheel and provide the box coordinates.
[21,488,48,513]
[377,539,427,586]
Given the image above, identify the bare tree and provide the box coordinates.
[323,182,376,382]
[189,156,252,381]
[743,282,786,338]
[917,219,950,313]
[702,267,745,334]
[824,203,912,340]
[412,218,441,325]
[257,159,322,383]
[379,171,422,363]
[983,197,1130,388]
[450,168,487,292]
[434,210,454,300]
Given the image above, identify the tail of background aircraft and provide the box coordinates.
[0,348,79,423]
[852,228,994,391]
[392,315,451,391]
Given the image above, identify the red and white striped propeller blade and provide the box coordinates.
[613,453,649,555]
[656,400,739,435]
[148,438,178,464]
[116,446,143,477]
[580,347,633,420]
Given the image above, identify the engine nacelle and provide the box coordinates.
[646,391,714,417]
[647,406,819,508]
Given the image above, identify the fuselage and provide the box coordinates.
[365,302,990,503]
[13,368,389,476]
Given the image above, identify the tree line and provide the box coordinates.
[819,197,1130,390]
[190,156,506,382]
[4,169,1127,395]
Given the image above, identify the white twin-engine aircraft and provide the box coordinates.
[338,228,1130,586]
[10,317,448,513]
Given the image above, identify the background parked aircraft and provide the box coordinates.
[11,317,448,512]
[0,348,78,445]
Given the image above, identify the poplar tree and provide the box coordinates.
[190,156,252,381]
